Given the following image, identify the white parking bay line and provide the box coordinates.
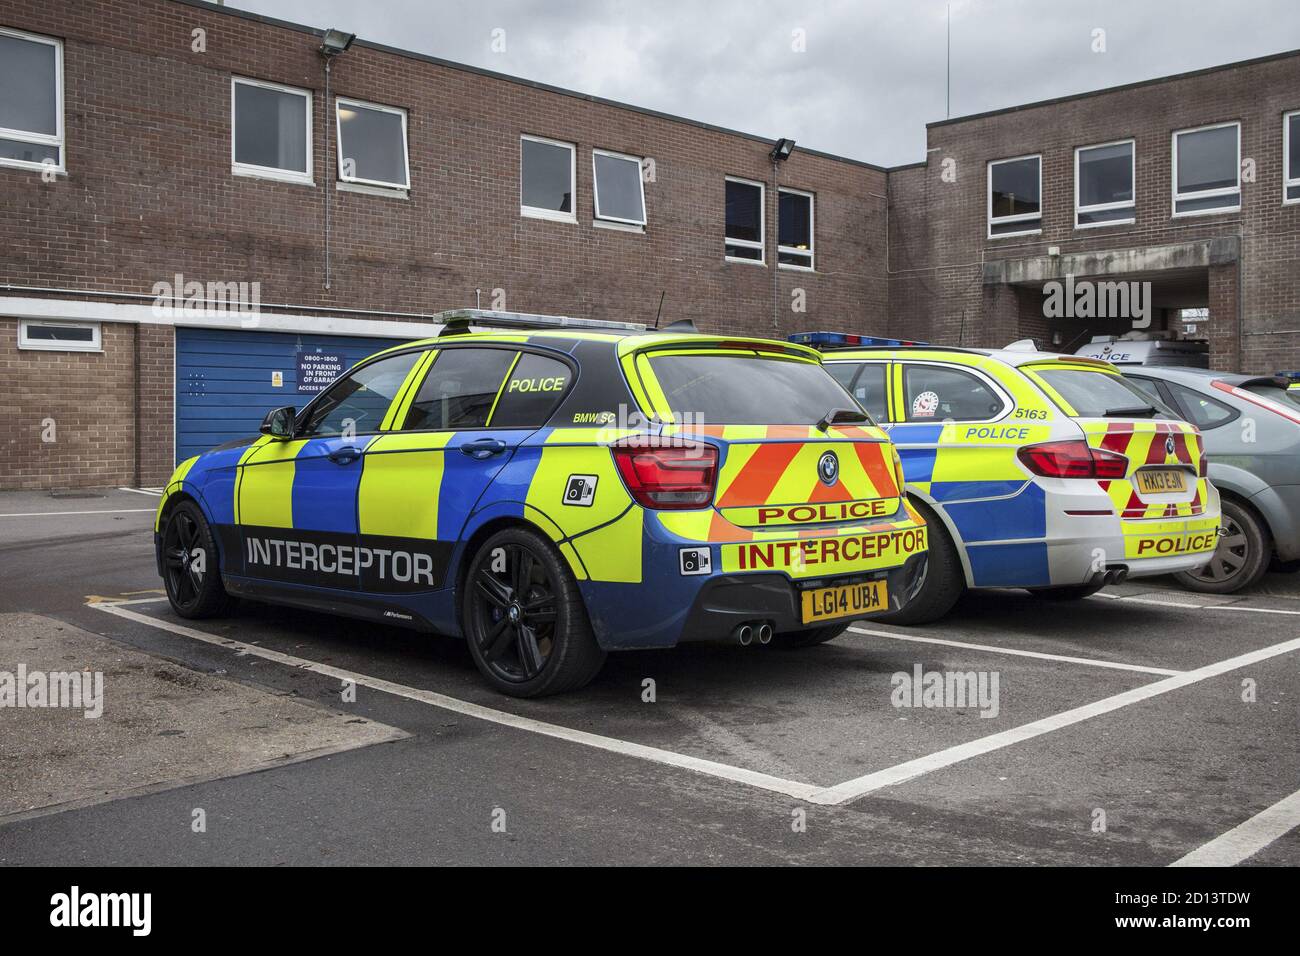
[809,634,1300,806]
[118,487,165,497]
[91,602,825,802]
[1169,788,1300,867]
[1096,592,1300,617]
[848,626,1184,677]
[0,508,157,518]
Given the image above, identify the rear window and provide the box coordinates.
[1244,383,1300,410]
[644,353,863,425]
[1032,367,1175,418]
[826,362,888,421]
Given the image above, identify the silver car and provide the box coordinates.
[1121,367,1300,592]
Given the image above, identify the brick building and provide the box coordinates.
[1,0,1297,490]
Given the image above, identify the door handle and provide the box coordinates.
[328,446,362,465]
[460,438,508,459]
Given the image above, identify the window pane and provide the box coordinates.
[1034,368,1170,418]
[645,355,859,425]
[725,180,762,243]
[27,324,94,342]
[1176,126,1237,194]
[0,34,57,136]
[990,158,1040,218]
[989,217,1039,235]
[489,352,572,427]
[235,83,308,173]
[778,192,811,249]
[0,137,58,165]
[1124,377,1164,404]
[1169,383,1236,428]
[1077,205,1134,225]
[1289,114,1300,182]
[904,365,1003,422]
[593,153,644,222]
[830,363,888,421]
[304,352,420,437]
[725,243,762,261]
[404,348,517,430]
[1175,193,1238,214]
[521,139,572,213]
[338,104,407,186]
[1078,142,1132,208]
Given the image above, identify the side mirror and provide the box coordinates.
[260,406,297,440]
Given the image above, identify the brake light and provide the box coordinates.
[889,445,907,493]
[1198,452,1208,478]
[611,439,719,509]
[1017,440,1128,479]
[1212,380,1300,425]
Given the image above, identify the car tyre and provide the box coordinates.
[161,500,237,619]
[1173,498,1271,594]
[875,499,964,625]
[462,526,606,697]
[1027,583,1106,601]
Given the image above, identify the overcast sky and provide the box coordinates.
[228,0,1300,167]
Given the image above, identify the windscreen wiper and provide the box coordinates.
[816,407,871,432]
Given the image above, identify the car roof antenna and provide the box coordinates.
[652,290,665,330]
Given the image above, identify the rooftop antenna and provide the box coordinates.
[652,290,665,330]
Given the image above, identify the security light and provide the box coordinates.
[319,29,356,56]
[769,137,796,162]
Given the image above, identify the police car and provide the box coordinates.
[792,332,1221,624]
[155,311,928,696]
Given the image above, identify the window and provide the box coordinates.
[1076,139,1135,227]
[1172,122,1240,216]
[489,352,573,427]
[302,352,420,437]
[520,135,575,222]
[1032,368,1170,418]
[1284,111,1300,204]
[1124,375,1164,404]
[592,149,646,226]
[725,177,764,262]
[778,188,814,269]
[826,362,887,421]
[902,365,1005,422]
[988,155,1041,237]
[1168,382,1237,429]
[18,320,99,352]
[0,27,63,172]
[643,353,856,425]
[231,77,312,184]
[336,98,409,190]
[404,348,518,430]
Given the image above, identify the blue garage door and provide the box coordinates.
[175,328,415,464]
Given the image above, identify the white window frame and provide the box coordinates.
[334,97,410,191]
[1074,138,1136,229]
[0,26,65,174]
[18,319,101,352]
[1171,121,1241,218]
[724,175,765,265]
[777,186,815,271]
[520,134,577,223]
[987,154,1043,239]
[591,148,646,227]
[1284,110,1300,206]
[230,76,314,186]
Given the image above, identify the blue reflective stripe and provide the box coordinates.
[930,479,1029,503]
[290,437,374,533]
[898,447,937,484]
[965,541,1050,587]
[945,482,1046,543]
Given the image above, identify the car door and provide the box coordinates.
[354,345,574,595]
[234,349,423,590]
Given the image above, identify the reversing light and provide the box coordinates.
[611,439,719,509]
[1017,440,1128,479]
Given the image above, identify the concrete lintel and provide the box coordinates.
[983,236,1240,286]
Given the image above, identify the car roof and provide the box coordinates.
[822,345,1123,370]
[1117,365,1257,385]
[368,328,821,362]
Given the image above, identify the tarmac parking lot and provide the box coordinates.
[1,489,1297,865]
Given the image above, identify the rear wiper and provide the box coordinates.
[816,407,871,432]
[1102,404,1157,418]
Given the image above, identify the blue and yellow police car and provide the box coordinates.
[156,312,928,696]
[793,332,1221,624]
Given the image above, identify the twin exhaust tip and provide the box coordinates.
[1091,566,1130,586]
[736,622,774,646]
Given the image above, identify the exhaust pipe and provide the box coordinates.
[735,623,753,646]
[1104,567,1129,585]
[757,623,773,645]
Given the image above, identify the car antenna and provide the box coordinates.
[652,291,665,330]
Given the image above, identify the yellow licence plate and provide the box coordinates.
[800,580,888,624]
[1136,469,1189,495]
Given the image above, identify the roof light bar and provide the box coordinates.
[433,309,647,336]
[788,330,931,349]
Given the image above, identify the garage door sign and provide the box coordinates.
[297,353,344,393]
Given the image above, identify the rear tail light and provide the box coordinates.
[1017,440,1128,479]
[889,445,907,494]
[611,439,719,509]
[1198,453,1208,478]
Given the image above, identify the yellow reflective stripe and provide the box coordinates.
[889,363,904,421]
[156,455,200,530]
[485,352,521,426]
[382,350,436,431]
[633,353,674,422]
[357,432,453,538]
[231,437,273,525]
[237,439,306,529]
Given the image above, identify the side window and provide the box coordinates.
[302,351,420,437]
[1125,376,1163,404]
[489,352,573,427]
[827,362,887,421]
[403,348,517,431]
[903,364,1004,422]
[1168,382,1237,429]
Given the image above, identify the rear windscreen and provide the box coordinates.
[1033,367,1176,418]
[644,353,864,425]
